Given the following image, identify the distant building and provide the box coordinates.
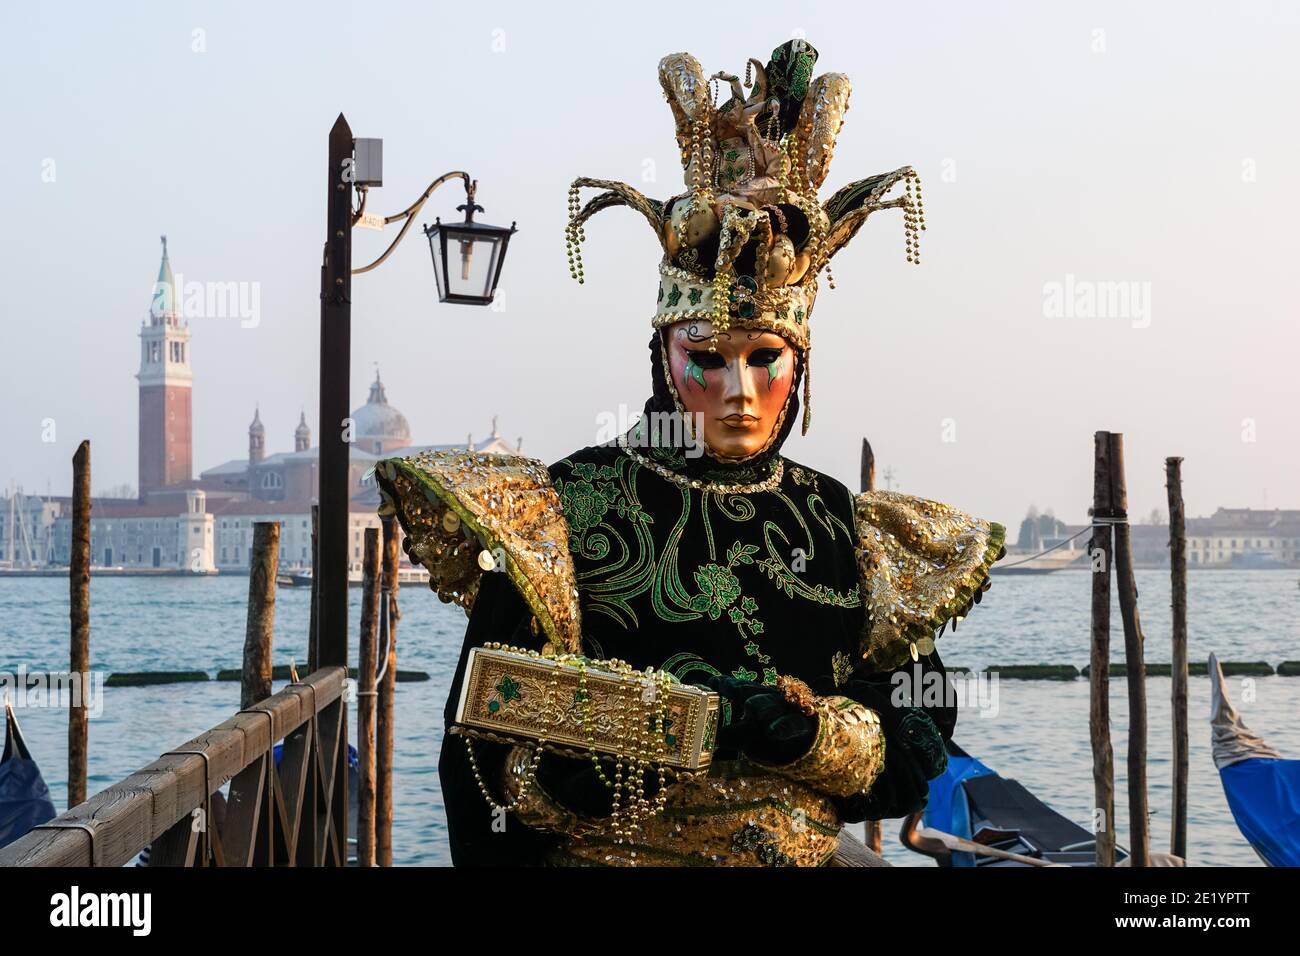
[1054,507,1300,569]
[2,239,522,573]
[1185,508,1300,568]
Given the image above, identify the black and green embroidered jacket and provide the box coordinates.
[549,444,865,693]
[430,444,986,866]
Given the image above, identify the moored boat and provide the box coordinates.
[0,698,57,849]
[1210,651,1300,866]
[904,739,1132,866]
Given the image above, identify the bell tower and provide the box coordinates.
[137,236,193,496]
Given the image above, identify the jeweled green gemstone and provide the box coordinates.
[495,674,521,703]
[738,302,756,318]
[488,699,500,713]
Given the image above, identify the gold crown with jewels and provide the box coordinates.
[564,40,924,430]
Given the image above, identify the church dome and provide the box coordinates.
[351,370,410,454]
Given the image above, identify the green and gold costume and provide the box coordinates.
[375,39,1004,866]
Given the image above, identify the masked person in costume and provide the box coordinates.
[375,40,1005,867]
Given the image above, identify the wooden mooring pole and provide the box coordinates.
[1166,456,1188,860]
[1109,432,1151,867]
[356,527,380,867]
[1089,432,1117,866]
[241,522,279,708]
[376,516,400,865]
[860,438,875,498]
[68,440,90,810]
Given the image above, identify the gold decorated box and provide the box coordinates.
[453,646,719,770]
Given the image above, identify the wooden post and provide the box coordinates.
[860,439,875,498]
[1109,432,1150,867]
[858,437,883,855]
[1166,456,1188,860]
[68,440,90,810]
[241,522,279,708]
[1089,432,1116,866]
[356,528,380,867]
[308,504,319,674]
[376,516,400,865]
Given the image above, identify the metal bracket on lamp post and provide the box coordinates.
[351,172,473,275]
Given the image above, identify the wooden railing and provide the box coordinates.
[0,666,349,867]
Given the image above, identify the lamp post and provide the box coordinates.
[316,113,513,672]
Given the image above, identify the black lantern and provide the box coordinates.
[424,185,517,306]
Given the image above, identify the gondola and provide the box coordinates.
[903,739,1130,866]
[0,697,56,849]
[1210,651,1300,867]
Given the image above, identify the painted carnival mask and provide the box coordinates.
[664,318,795,460]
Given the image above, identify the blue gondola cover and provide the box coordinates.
[1219,757,1300,867]
[0,706,57,849]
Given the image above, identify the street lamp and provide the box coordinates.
[424,184,516,306]
[316,114,515,680]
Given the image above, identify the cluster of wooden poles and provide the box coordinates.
[1089,430,1191,867]
[856,432,1195,867]
[242,515,402,867]
[63,439,401,867]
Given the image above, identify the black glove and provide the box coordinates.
[705,676,819,765]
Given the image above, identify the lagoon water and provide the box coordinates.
[2,569,1297,866]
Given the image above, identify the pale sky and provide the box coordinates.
[3,0,1297,532]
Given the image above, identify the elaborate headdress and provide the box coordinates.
[565,40,925,435]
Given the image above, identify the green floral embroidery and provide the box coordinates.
[666,283,683,307]
[685,542,773,680]
[688,287,703,305]
[560,480,610,532]
[556,460,652,558]
[758,554,859,608]
[690,563,741,619]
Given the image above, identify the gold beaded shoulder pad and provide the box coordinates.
[373,450,583,654]
[854,491,1006,673]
